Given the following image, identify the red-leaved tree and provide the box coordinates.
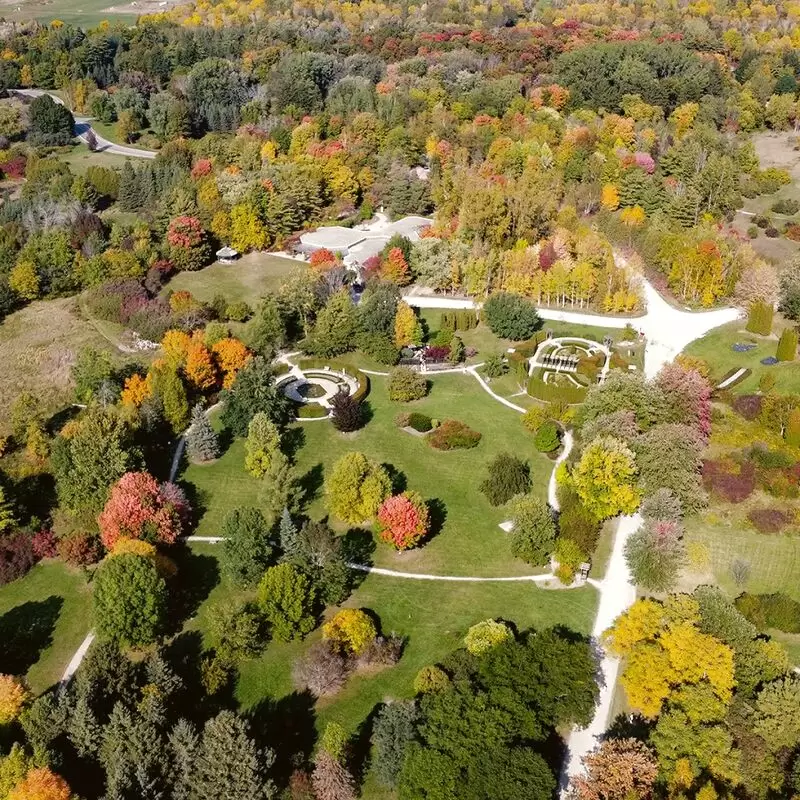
[655,362,711,438]
[309,248,339,270]
[98,472,189,550]
[376,491,430,550]
[166,216,211,272]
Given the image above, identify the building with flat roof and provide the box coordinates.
[298,215,432,270]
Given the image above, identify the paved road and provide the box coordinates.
[12,88,157,159]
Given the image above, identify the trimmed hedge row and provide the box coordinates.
[527,376,587,405]
[440,310,478,332]
[296,402,329,419]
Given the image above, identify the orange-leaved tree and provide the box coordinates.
[8,767,71,800]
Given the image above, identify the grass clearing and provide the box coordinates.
[0,561,92,694]
[60,145,134,175]
[683,318,800,395]
[163,253,304,305]
[182,543,598,736]
[0,0,136,28]
[0,297,128,431]
[183,373,553,576]
[683,517,800,601]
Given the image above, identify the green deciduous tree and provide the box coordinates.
[306,290,357,357]
[221,507,275,587]
[482,292,541,340]
[28,95,74,146]
[509,495,556,566]
[51,408,141,514]
[257,563,316,641]
[387,366,427,402]
[572,437,641,520]
[325,452,391,524]
[93,553,167,647]
[753,676,800,751]
[244,412,282,478]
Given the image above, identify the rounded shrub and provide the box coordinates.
[533,421,561,453]
[387,366,427,402]
[480,453,531,506]
[482,292,541,341]
[463,619,513,656]
[428,419,481,450]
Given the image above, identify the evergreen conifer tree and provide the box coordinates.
[776,328,798,362]
[0,485,15,533]
[279,507,299,559]
[187,404,220,462]
[118,161,141,211]
[168,719,199,800]
[192,711,274,800]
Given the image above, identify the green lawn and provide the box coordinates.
[683,318,800,395]
[0,561,92,694]
[60,145,134,175]
[182,544,598,736]
[164,253,304,306]
[0,0,136,28]
[684,517,800,601]
[182,372,553,577]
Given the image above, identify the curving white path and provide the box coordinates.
[404,266,742,380]
[12,89,157,159]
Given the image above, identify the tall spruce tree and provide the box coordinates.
[118,161,141,212]
[191,711,275,800]
[279,507,299,559]
[168,719,199,800]
[187,404,220,462]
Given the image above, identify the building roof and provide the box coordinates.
[216,246,239,258]
[298,226,366,252]
[385,216,432,240]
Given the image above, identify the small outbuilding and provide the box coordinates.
[216,246,239,264]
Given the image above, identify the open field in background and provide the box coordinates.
[164,253,304,305]
[0,297,129,431]
[733,131,800,263]
[182,372,552,577]
[183,542,598,737]
[683,518,800,602]
[0,0,137,28]
[0,561,92,694]
[683,317,800,395]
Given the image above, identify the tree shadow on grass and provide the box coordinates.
[358,401,375,427]
[12,472,57,524]
[298,463,324,510]
[383,463,407,494]
[426,497,447,539]
[350,702,383,787]
[179,480,210,531]
[248,690,318,787]
[0,596,63,674]
[283,426,306,460]
[168,547,220,633]
[342,528,376,589]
